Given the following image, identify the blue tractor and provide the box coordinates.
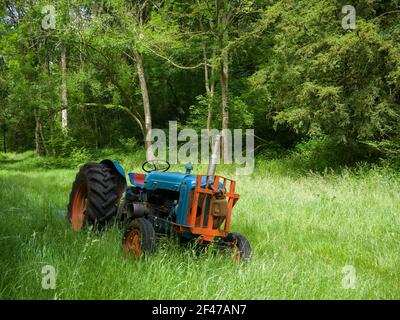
[67,140,251,261]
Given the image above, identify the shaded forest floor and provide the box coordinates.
[0,151,399,299]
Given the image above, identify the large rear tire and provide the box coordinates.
[67,163,123,231]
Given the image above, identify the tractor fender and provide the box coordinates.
[101,159,127,184]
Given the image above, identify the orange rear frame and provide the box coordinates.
[179,175,240,242]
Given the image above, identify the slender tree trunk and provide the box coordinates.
[2,125,6,153]
[200,17,215,133]
[50,112,56,155]
[216,1,231,162]
[220,33,229,162]
[35,37,49,157]
[93,112,99,149]
[203,44,215,132]
[61,41,68,133]
[39,113,48,155]
[220,51,229,132]
[34,109,44,157]
[132,46,153,160]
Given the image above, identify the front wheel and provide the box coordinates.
[225,232,252,262]
[123,218,156,259]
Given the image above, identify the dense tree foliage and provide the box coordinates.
[0,0,399,165]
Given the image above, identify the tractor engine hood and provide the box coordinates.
[144,172,219,192]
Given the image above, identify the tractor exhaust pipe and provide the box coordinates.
[207,134,221,177]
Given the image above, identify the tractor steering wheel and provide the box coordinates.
[142,160,171,173]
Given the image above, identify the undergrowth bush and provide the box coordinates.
[0,136,391,174]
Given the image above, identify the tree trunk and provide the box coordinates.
[220,36,229,162]
[217,1,230,162]
[2,125,6,153]
[203,44,215,133]
[200,16,215,133]
[61,41,68,133]
[132,46,153,160]
[93,111,99,149]
[50,112,56,155]
[39,113,48,155]
[220,51,229,131]
[34,109,44,157]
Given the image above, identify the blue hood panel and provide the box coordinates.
[144,172,198,192]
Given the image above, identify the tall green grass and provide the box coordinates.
[0,152,399,299]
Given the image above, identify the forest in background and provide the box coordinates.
[1,0,400,168]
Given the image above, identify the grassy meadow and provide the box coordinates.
[0,151,399,299]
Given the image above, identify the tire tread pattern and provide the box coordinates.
[67,163,121,229]
[123,218,156,256]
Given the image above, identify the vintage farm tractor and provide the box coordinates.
[67,137,251,261]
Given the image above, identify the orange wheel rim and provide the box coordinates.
[72,184,88,231]
[229,243,241,262]
[124,230,142,258]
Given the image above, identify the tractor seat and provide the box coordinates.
[128,173,146,187]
